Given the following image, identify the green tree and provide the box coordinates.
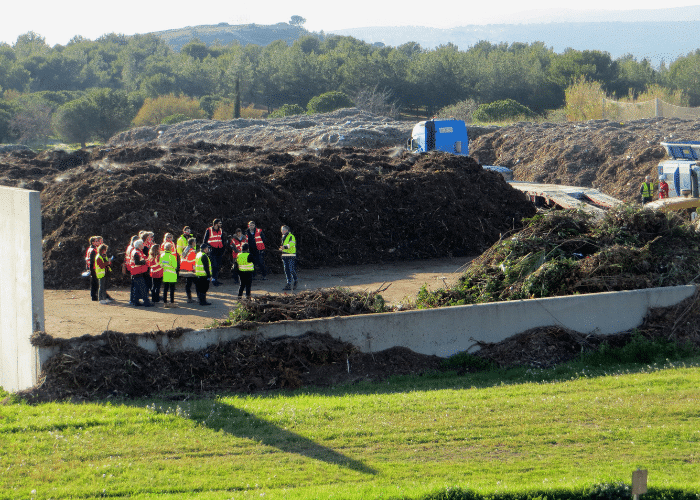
[181,39,209,60]
[268,103,305,117]
[289,15,306,27]
[52,97,100,147]
[667,49,700,106]
[472,98,535,122]
[306,91,353,114]
[87,88,135,140]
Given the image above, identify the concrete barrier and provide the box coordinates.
[35,285,697,367]
[0,187,44,392]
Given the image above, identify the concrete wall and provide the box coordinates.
[38,285,697,364]
[0,186,44,392]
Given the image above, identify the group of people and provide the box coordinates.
[84,220,298,307]
[640,174,670,204]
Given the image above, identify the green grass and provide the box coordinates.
[2,357,700,499]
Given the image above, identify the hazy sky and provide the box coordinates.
[3,0,700,47]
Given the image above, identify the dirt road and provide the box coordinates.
[44,257,470,339]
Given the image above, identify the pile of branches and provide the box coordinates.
[224,288,388,327]
[22,331,359,402]
[418,205,700,307]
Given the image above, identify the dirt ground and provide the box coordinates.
[44,257,467,338]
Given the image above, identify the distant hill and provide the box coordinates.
[152,22,308,52]
[150,7,700,67]
[330,21,700,67]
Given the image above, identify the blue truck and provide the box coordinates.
[408,119,513,180]
[408,119,469,155]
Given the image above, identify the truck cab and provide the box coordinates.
[657,142,700,198]
[409,119,468,155]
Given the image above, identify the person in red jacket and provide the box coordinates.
[148,245,164,304]
[130,240,153,307]
[179,237,198,303]
[658,174,670,199]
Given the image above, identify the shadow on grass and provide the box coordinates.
[179,400,377,475]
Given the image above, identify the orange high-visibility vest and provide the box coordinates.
[130,249,148,275]
[252,228,265,250]
[206,227,223,248]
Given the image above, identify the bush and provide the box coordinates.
[437,99,479,123]
[306,91,353,114]
[132,94,206,127]
[212,102,266,120]
[161,113,191,125]
[269,103,305,118]
[473,98,535,122]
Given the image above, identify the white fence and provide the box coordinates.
[602,98,700,121]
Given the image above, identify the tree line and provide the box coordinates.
[1,29,700,146]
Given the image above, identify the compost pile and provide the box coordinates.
[0,142,535,289]
[421,206,700,307]
[469,117,700,202]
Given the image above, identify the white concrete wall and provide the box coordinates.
[45,284,695,359]
[0,187,44,392]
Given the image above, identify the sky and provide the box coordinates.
[2,0,700,47]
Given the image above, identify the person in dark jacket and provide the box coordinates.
[245,220,267,280]
[195,243,213,306]
[234,243,255,299]
[203,219,226,286]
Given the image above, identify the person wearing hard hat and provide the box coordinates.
[658,174,669,199]
[640,175,654,204]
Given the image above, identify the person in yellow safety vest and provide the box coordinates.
[235,243,255,299]
[195,243,212,306]
[176,226,191,257]
[229,227,246,285]
[85,235,103,301]
[640,175,655,204]
[95,243,114,304]
[279,225,298,291]
[161,242,178,308]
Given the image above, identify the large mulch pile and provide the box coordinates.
[469,117,700,202]
[0,142,535,289]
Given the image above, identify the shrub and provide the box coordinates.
[269,103,305,118]
[473,98,535,122]
[132,94,205,127]
[213,102,265,120]
[564,77,606,121]
[161,113,191,125]
[437,98,479,123]
[306,91,353,114]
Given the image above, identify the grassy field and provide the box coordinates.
[2,357,699,500]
